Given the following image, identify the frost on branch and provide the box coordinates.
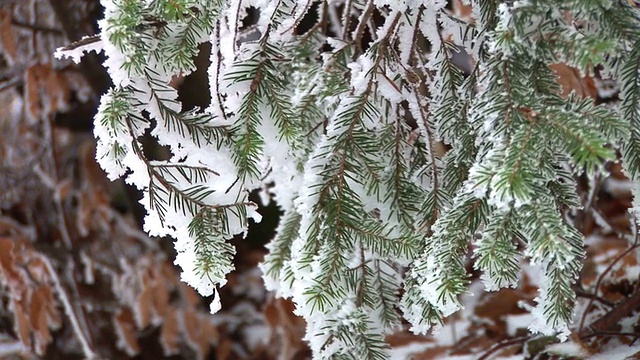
[60,0,640,358]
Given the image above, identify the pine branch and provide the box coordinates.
[474,210,520,291]
[621,42,640,180]
[261,209,302,292]
[70,0,640,356]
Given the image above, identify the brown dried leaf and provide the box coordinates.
[216,338,234,360]
[181,283,202,308]
[0,238,25,292]
[452,0,473,21]
[180,308,218,360]
[180,308,200,345]
[161,261,180,289]
[410,345,451,359]
[24,64,71,120]
[550,63,598,99]
[79,141,111,197]
[160,306,180,356]
[134,271,153,329]
[114,308,140,356]
[29,285,61,355]
[386,332,433,348]
[199,318,219,352]
[0,219,26,237]
[583,238,640,288]
[0,10,18,62]
[263,298,308,360]
[264,299,279,328]
[45,69,70,113]
[9,298,31,350]
[55,179,72,202]
[152,270,170,318]
[474,289,530,337]
[26,257,49,285]
[75,192,92,238]
[24,65,43,120]
[0,236,61,355]
[61,70,92,103]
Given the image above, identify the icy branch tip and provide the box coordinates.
[209,288,221,314]
[55,35,103,64]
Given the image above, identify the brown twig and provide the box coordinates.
[582,284,640,337]
[42,115,74,249]
[477,335,531,360]
[57,35,101,52]
[10,19,63,34]
[581,330,640,340]
[351,0,375,59]
[49,0,111,95]
[574,288,614,308]
[579,172,601,234]
[37,254,97,359]
[579,223,640,335]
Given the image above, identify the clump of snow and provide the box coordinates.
[587,343,640,360]
[528,299,571,342]
[376,72,403,104]
[505,313,534,337]
[347,56,375,94]
[545,342,589,358]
